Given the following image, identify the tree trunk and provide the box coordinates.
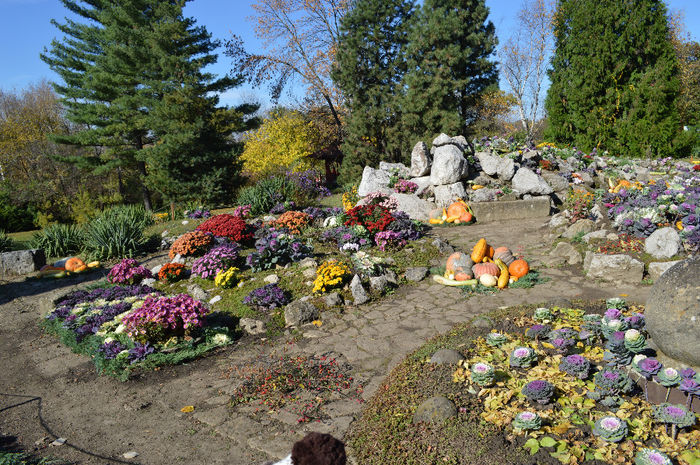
[136,160,152,212]
[323,93,343,140]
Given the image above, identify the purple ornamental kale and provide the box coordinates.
[243,284,290,310]
[521,380,555,404]
[128,342,154,364]
[99,340,126,359]
[559,354,591,379]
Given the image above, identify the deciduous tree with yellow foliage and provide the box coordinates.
[240,110,323,177]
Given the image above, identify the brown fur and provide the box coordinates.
[291,432,346,465]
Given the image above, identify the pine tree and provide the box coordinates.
[545,0,680,157]
[331,0,415,183]
[402,0,498,146]
[41,0,258,208]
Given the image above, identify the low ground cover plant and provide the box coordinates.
[196,214,254,242]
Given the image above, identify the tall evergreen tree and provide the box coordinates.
[331,0,415,183]
[402,0,498,146]
[544,0,680,157]
[41,0,258,208]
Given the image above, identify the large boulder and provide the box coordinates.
[476,152,499,176]
[644,227,682,259]
[433,182,467,207]
[583,252,644,283]
[511,167,553,196]
[358,166,391,197]
[409,176,433,196]
[646,257,700,367]
[430,145,468,185]
[409,142,432,177]
[648,260,681,281]
[496,157,516,181]
[413,396,457,424]
[379,161,410,178]
[284,300,320,327]
[0,249,46,277]
[562,219,596,239]
[541,172,569,192]
[390,193,436,221]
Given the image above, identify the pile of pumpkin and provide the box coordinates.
[38,257,100,278]
[428,199,474,225]
[433,238,530,288]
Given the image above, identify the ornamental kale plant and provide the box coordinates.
[243,284,290,310]
[592,416,628,443]
[246,230,313,272]
[521,380,554,404]
[559,354,591,379]
[509,347,537,368]
[470,362,495,387]
[128,342,154,363]
[486,332,508,347]
[191,243,241,279]
[634,449,672,465]
[385,211,427,241]
[525,324,551,340]
[512,411,542,431]
[653,403,696,439]
[590,367,634,407]
[122,294,209,343]
[623,329,646,353]
[107,258,153,285]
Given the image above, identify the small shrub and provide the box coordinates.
[169,230,214,259]
[197,214,254,242]
[191,243,240,279]
[107,258,153,285]
[214,267,240,288]
[272,211,312,234]
[157,263,186,283]
[341,204,395,234]
[0,230,15,252]
[236,176,298,215]
[31,223,84,258]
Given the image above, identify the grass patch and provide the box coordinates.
[0,451,69,465]
[318,193,343,208]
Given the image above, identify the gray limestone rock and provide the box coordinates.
[384,269,398,285]
[302,267,317,279]
[409,176,433,196]
[187,284,209,302]
[646,257,700,367]
[240,318,266,335]
[511,167,553,195]
[541,172,569,192]
[433,182,467,207]
[644,227,682,259]
[284,300,320,327]
[476,152,499,176]
[562,219,596,239]
[413,396,457,424]
[583,252,644,283]
[263,274,279,284]
[389,193,437,221]
[405,267,429,282]
[150,264,163,275]
[299,257,318,269]
[0,249,46,276]
[369,275,390,293]
[429,349,464,365]
[431,238,455,255]
[430,145,468,185]
[648,260,681,281]
[409,142,432,177]
[497,157,516,181]
[358,166,391,197]
[350,274,370,305]
[323,292,344,307]
[432,133,453,147]
[470,188,498,203]
[548,213,569,230]
[550,242,582,265]
[583,230,608,243]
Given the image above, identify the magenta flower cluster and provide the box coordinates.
[374,230,407,251]
[107,258,153,285]
[122,293,209,340]
[191,243,240,279]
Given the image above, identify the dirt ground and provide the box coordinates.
[0,217,652,464]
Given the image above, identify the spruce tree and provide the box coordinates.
[332,0,415,183]
[42,0,258,208]
[402,0,498,146]
[545,0,680,157]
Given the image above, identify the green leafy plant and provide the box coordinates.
[82,214,147,260]
[236,175,298,215]
[0,230,15,252]
[30,223,84,258]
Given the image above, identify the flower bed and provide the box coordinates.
[347,300,700,465]
[42,284,234,380]
[196,214,254,242]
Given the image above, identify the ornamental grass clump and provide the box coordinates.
[559,354,591,379]
[243,284,290,310]
[521,380,555,404]
[509,347,537,368]
[313,260,352,294]
[246,230,313,272]
[470,362,495,387]
[191,243,240,279]
[214,267,239,289]
[197,214,254,242]
[158,263,186,283]
[122,293,209,343]
[592,416,628,442]
[107,258,153,285]
[634,449,672,465]
[653,403,696,439]
[512,411,542,431]
[169,230,214,259]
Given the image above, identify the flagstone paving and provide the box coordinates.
[0,217,651,464]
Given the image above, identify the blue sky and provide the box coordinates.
[1,0,699,111]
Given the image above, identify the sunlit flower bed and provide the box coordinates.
[42,284,233,380]
[452,299,700,464]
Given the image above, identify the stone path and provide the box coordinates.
[0,217,651,464]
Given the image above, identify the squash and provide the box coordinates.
[480,274,498,287]
[446,252,474,273]
[472,262,499,279]
[487,245,495,259]
[446,200,473,223]
[454,271,472,281]
[495,258,509,289]
[87,261,100,268]
[471,238,488,263]
[65,257,86,272]
[433,275,478,287]
[509,259,530,278]
[72,265,88,273]
[493,247,515,266]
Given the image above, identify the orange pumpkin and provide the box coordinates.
[472,262,500,279]
[454,271,473,281]
[508,259,529,278]
[446,252,474,273]
[65,257,86,272]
